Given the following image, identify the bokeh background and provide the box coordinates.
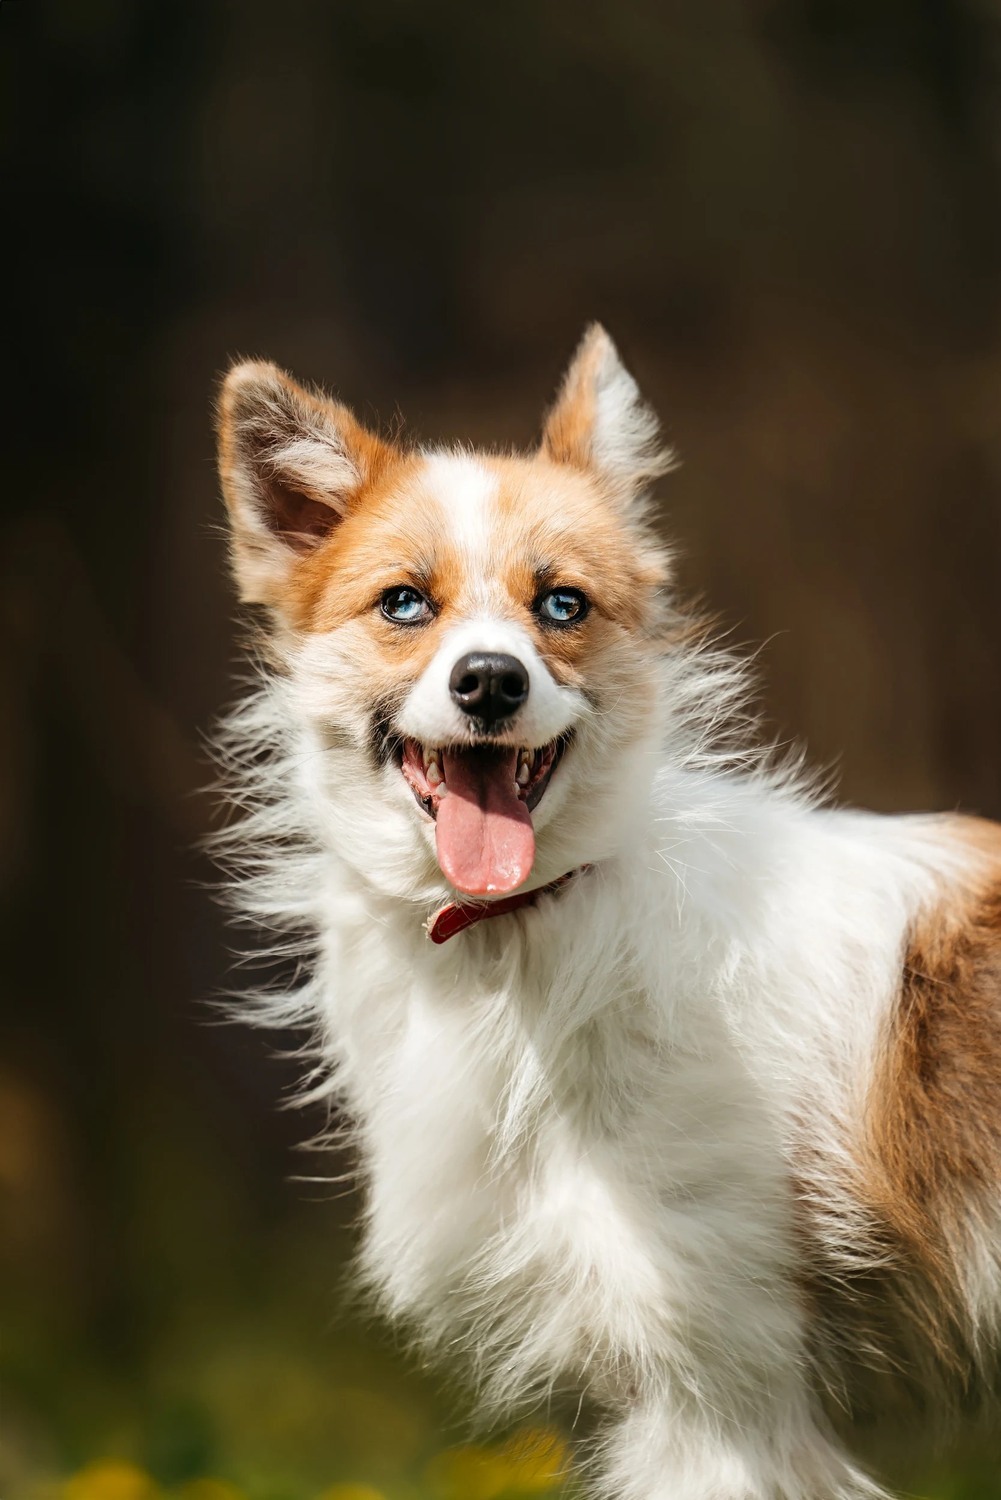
[5,3,1001,1498]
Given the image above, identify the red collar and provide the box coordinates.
[426,868,585,944]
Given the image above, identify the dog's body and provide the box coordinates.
[215,328,1001,1499]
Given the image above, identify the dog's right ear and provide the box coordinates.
[216,360,389,606]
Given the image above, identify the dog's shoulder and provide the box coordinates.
[884,814,1001,1160]
[864,813,1001,1328]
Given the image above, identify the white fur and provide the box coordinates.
[419,450,497,564]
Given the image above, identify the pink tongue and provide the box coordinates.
[435,748,535,896]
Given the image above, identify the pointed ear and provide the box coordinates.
[216,360,389,605]
[540,324,674,508]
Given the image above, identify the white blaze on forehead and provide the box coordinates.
[397,452,587,747]
[418,450,499,600]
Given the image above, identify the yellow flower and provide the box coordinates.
[315,1487,386,1500]
[424,1443,511,1500]
[62,1462,158,1500]
[176,1481,246,1500]
[496,1429,569,1491]
[425,1428,568,1498]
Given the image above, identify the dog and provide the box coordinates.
[213,326,1001,1499]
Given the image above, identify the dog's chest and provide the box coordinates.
[330,934,783,1382]
[331,935,665,1303]
[311,892,823,1417]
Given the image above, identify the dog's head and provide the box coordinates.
[216,325,674,902]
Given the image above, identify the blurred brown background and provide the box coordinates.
[4,3,1001,1498]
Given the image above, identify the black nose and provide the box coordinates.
[449,652,530,725]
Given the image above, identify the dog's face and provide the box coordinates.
[217,326,673,902]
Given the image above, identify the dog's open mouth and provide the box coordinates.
[398,738,567,897]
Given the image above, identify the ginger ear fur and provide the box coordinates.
[216,359,393,607]
[541,323,675,515]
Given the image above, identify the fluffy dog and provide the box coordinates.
[213,326,1001,1499]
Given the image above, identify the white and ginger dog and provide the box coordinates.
[213,327,1001,1499]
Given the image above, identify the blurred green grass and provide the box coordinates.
[1,1076,998,1500]
[1,1256,571,1500]
[0,1110,570,1500]
[5,1274,1001,1500]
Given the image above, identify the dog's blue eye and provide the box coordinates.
[381,586,432,624]
[537,587,588,625]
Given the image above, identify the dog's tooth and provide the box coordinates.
[517,761,530,786]
[427,760,442,786]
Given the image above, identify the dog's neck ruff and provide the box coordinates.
[426,867,586,944]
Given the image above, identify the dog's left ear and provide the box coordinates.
[541,324,673,510]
